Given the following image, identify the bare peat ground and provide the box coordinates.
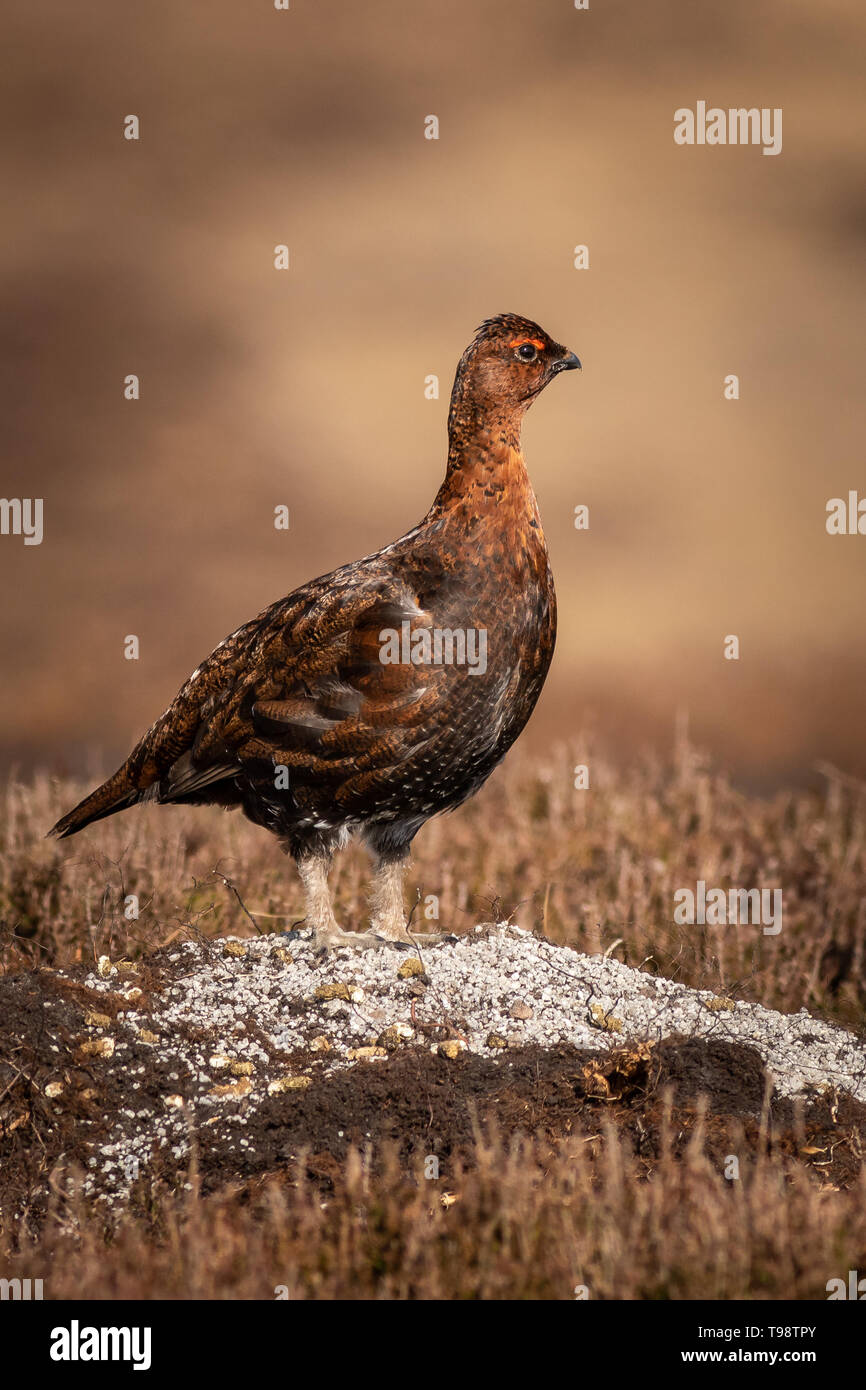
[1,738,866,1299]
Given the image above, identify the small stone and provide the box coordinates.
[78,1036,115,1058]
[267,1075,311,1094]
[509,1001,533,1020]
[44,1081,64,1098]
[315,982,353,1002]
[164,1094,185,1109]
[222,940,247,958]
[211,1077,252,1098]
[84,1012,112,1029]
[398,958,425,980]
[487,1033,508,1049]
[377,1023,414,1051]
[347,1046,388,1061]
[309,1035,332,1053]
[589,1003,623,1034]
[705,995,736,1012]
[96,955,115,979]
[209,1054,233,1070]
[435,1040,466,1060]
[122,987,143,1003]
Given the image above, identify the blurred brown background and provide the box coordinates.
[1,0,864,788]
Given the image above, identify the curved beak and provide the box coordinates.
[553,350,581,374]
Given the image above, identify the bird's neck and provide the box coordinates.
[430,404,536,520]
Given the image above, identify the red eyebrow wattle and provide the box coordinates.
[510,337,546,350]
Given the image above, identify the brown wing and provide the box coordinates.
[49,570,445,837]
[162,583,445,795]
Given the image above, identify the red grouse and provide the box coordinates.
[50,314,580,948]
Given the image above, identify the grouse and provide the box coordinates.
[50,314,581,948]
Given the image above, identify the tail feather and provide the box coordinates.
[48,767,143,840]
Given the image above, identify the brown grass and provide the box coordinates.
[3,1118,866,1301]
[4,732,865,1021]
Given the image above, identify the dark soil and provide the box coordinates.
[2,964,865,1224]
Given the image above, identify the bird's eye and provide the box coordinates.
[516,342,537,361]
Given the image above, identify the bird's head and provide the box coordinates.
[450,313,581,427]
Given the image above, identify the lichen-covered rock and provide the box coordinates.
[267,1075,310,1094]
[397,958,425,980]
[210,1077,252,1099]
[78,1036,114,1058]
[315,981,354,1002]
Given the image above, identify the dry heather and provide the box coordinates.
[1,736,865,1300]
[4,1120,866,1302]
[4,734,864,1021]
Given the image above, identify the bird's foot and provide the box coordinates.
[287,918,455,957]
[399,930,447,948]
[367,921,452,950]
[311,923,389,956]
[315,928,452,956]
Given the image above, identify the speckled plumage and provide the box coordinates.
[51,314,580,946]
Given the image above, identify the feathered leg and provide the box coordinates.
[368,850,441,943]
[296,849,373,951]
